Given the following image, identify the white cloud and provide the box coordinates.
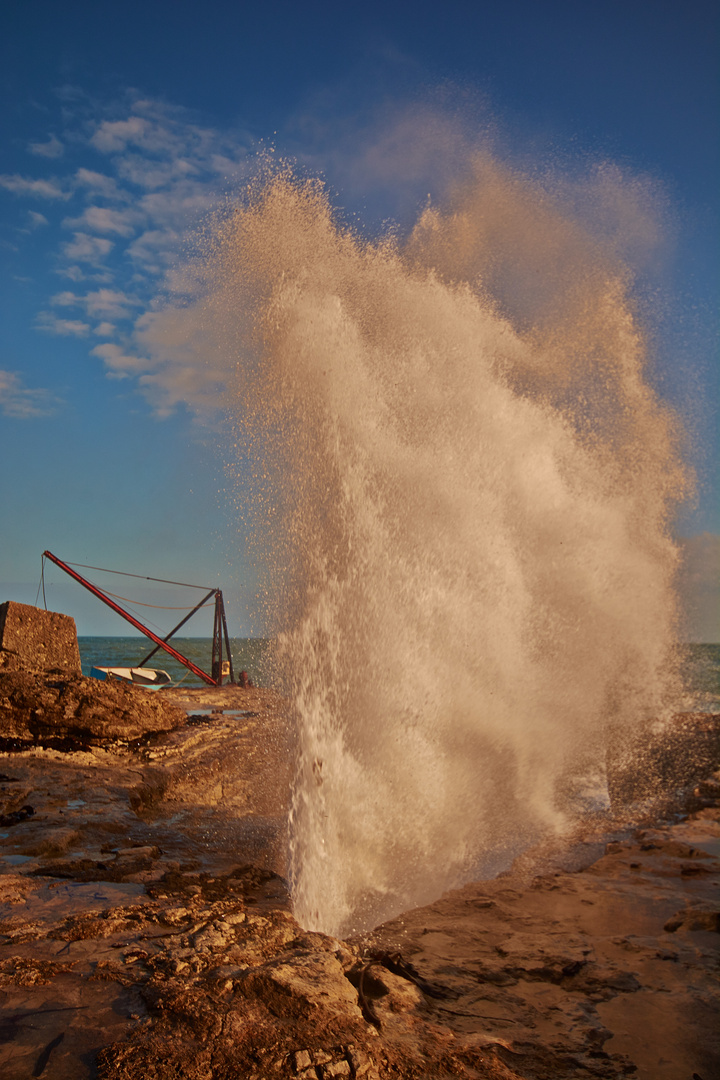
[73,168,127,201]
[63,205,142,236]
[0,174,69,199]
[126,228,180,270]
[4,94,254,417]
[52,288,141,320]
[139,187,217,227]
[133,304,227,417]
[55,265,86,282]
[61,232,114,262]
[28,134,64,159]
[0,370,61,418]
[210,153,249,176]
[89,100,249,187]
[115,154,199,191]
[91,342,148,377]
[85,289,141,319]
[91,115,155,154]
[90,108,207,160]
[51,290,81,307]
[36,312,90,336]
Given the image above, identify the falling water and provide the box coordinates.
[206,157,688,937]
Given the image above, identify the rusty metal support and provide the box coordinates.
[209,590,235,685]
[211,591,222,683]
[42,550,218,685]
[138,587,217,667]
[220,594,235,685]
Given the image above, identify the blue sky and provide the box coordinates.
[1,0,718,637]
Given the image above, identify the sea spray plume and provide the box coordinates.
[209,160,688,937]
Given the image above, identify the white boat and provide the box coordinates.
[90,666,172,689]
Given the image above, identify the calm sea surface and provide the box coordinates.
[78,638,719,708]
[78,637,274,688]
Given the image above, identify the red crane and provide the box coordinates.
[42,550,234,686]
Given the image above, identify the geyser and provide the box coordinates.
[207,157,687,937]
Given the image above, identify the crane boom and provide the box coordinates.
[42,550,219,685]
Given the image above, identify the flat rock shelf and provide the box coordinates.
[0,680,718,1079]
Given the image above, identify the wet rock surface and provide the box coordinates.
[0,681,717,1079]
[354,803,720,1080]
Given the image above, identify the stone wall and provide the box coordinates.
[0,600,81,675]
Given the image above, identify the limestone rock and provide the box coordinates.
[0,693,716,1079]
[0,670,186,742]
[0,601,81,675]
[238,950,363,1020]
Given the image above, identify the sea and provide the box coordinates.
[77,638,720,709]
[78,637,274,688]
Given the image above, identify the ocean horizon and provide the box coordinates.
[77,637,720,710]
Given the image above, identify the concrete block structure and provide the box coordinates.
[0,601,81,675]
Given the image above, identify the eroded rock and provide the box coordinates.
[0,698,717,1079]
[0,670,187,742]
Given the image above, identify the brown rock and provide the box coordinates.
[0,601,81,675]
[0,691,716,1080]
[237,950,363,1020]
[663,907,720,933]
[0,670,186,742]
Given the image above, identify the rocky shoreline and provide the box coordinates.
[0,667,718,1079]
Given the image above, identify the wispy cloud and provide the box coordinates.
[126,228,180,273]
[36,312,91,336]
[28,134,64,159]
[0,370,61,418]
[93,321,116,336]
[73,168,127,201]
[52,287,141,320]
[0,174,69,199]
[1,93,252,411]
[137,186,216,226]
[133,302,228,418]
[63,205,142,236]
[90,342,150,377]
[55,264,87,282]
[91,115,159,154]
[61,232,114,263]
[115,154,199,191]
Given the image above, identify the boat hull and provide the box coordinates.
[90,666,172,689]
